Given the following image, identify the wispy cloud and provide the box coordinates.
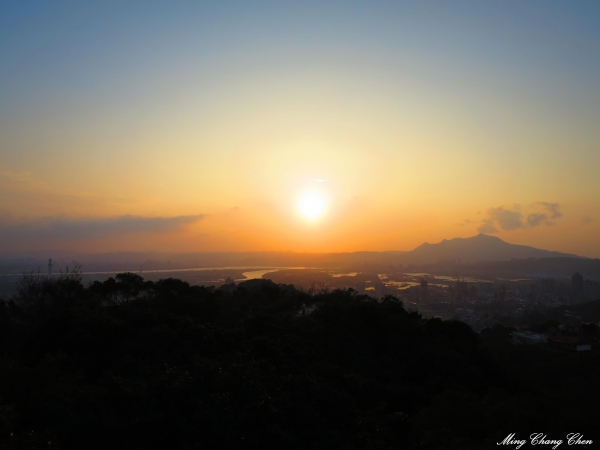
[478,220,498,233]
[0,214,204,240]
[477,202,563,234]
[527,213,548,227]
[455,219,473,227]
[0,166,138,210]
[533,202,562,219]
[0,167,47,192]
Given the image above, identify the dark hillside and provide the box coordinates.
[0,272,598,449]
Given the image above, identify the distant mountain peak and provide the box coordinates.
[407,234,583,264]
[473,233,501,240]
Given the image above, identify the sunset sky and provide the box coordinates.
[1,1,600,256]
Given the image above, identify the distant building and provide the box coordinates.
[420,278,428,302]
[411,286,420,302]
[453,278,468,305]
[572,273,584,304]
[584,279,600,301]
[373,281,386,299]
[356,281,366,294]
[540,278,556,295]
[478,282,494,293]
[495,285,506,303]
[512,331,546,345]
[454,308,474,320]
[547,335,591,353]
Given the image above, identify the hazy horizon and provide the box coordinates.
[0,233,583,258]
[2,2,600,257]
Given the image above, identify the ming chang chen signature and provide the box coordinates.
[498,433,593,449]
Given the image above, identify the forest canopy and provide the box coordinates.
[0,271,598,449]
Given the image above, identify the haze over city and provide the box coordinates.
[2,1,600,257]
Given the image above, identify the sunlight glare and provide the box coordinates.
[298,190,325,219]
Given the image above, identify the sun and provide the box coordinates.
[298,190,325,219]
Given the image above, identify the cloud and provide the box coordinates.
[477,220,499,234]
[0,166,47,192]
[0,168,34,182]
[488,206,524,231]
[477,202,563,233]
[533,202,562,219]
[0,214,204,241]
[455,219,473,227]
[476,205,524,233]
[527,213,548,227]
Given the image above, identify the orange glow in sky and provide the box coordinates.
[1,2,600,256]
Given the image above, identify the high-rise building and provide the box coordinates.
[374,281,386,299]
[356,281,366,294]
[420,278,428,302]
[572,273,584,304]
[584,279,600,301]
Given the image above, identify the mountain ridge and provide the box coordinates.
[0,234,586,268]
[404,233,583,264]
